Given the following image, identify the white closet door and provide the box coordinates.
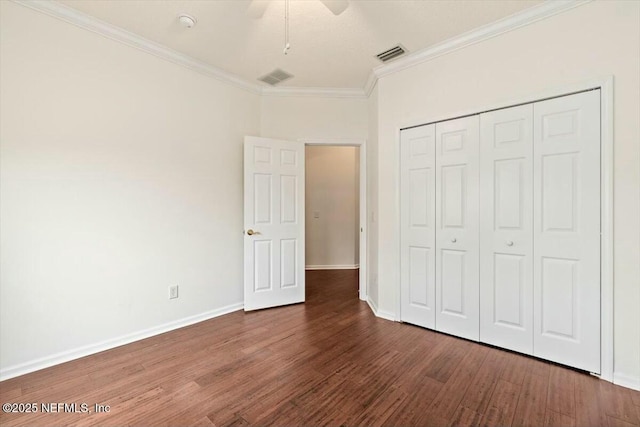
[533,90,601,373]
[480,105,534,354]
[435,116,480,341]
[400,125,436,329]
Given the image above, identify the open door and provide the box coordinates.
[244,136,305,311]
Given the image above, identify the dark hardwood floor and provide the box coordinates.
[1,269,639,426]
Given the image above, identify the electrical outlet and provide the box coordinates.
[169,285,179,299]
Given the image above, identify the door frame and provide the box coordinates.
[299,138,368,301]
[395,76,614,382]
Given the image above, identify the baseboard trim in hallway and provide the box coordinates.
[305,264,359,270]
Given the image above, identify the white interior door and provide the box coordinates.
[533,90,601,373]
[435,116,480,341]
[244,136,305,311]
[400,124,436,329]
[480,104,534,354]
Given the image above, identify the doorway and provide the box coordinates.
[243,137,367,311]
[299,139,368,301]
[305,146,360,275]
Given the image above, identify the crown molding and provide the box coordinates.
[364,0,591,92]
[12,0,263,94]
[261,86,366,99]
[363,71,378,97]
[15,0,367,99]
[14,0,591,100]
[298,138,365,146]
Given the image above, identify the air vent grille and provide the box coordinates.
[258,69,293,86]
[375,44,407,63]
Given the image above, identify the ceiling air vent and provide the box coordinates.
[258,69,293,86]
[375,44,407,63]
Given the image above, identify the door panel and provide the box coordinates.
[441,165,466,228]
[254,240,272,291]
[493,253,525,327]
[541,257,578,339]
[541,153,577,232]
[254,174,272,224]
[410,169,430,226]
[435,116,479,341]
[441,249,465,315]
[280,239,297,288]
[244,136,305,311]
[533,90,601,373]
[400,125,436,329]
[280,175,297,223]
[409,246,430,307]
[480,104,534,354]
[494,159,524,229]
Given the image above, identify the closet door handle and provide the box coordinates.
[451,238,457,243]
[506,240,514,246]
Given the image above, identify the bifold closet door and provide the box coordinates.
[400,125,436,329]
[479,104,534,354]
[533,90,601,373]
[435,116,480,341]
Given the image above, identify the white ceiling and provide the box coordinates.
[58,0,542,89]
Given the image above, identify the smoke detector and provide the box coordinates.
[178,14,197,29]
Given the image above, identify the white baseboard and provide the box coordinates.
[0,302,244,381]
[305,264,359,270]
[366,297,396,322]
[367,296,379,314]
[613,371,640,391]
[377,309,397,321]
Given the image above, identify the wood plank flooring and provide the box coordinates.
[1,269,638,426]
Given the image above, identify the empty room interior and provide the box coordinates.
[1,0,639,426]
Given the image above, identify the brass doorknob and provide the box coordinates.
[247,229,256,236]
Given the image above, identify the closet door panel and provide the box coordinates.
[533,90,601,373]
[441,249,466,315]
[479,104,533,354]
[400,125,436,329]
[435,116,479,341]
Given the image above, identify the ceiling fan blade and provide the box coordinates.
[319,0,349,15]
[247,0,270,19]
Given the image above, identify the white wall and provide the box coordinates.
[0,2,260,376]
[367,86,380,311]
[373,1,640,386]
[260,95,368,141]
[305,146,359,269]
